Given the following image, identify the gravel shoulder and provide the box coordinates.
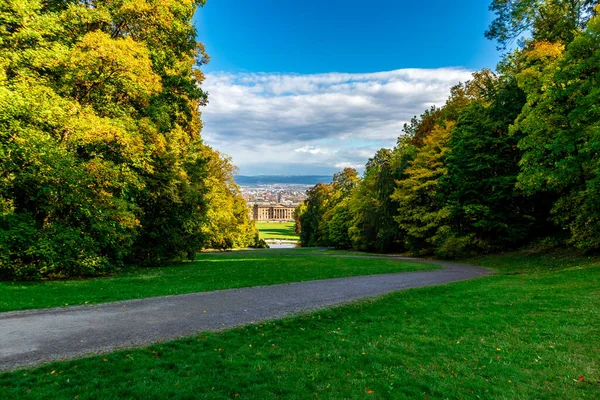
[0,257,490,371]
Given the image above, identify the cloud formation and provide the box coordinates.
[201,68,473,175]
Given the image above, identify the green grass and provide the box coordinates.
[256,222,299,240]
[0,251,436,312]
[1,250,599,399]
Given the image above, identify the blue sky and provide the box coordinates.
[194,0,501,175]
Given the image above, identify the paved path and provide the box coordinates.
[0,257,490,371]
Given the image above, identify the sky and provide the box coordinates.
[193,0,501,175]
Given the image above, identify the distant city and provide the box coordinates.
[237,176,333,221]
[240,184,312,205]
[236,175,332,205]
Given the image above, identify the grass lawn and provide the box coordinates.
[256,221,299,240]
[0,251,436,312]
[1,250,599,399]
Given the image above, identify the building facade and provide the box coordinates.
[251,203,296,222]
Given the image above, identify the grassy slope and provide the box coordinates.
[256,222,299,240]
[1,250,598,399]
[0,251,436,312]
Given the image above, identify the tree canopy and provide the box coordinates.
[0,0,258,278]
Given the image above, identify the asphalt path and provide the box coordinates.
[0,256,491,371]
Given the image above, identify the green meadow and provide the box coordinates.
[1,250,599,399]
[256,222,299,240]
[0,250,435,312]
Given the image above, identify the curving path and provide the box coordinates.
[0,256,490,371]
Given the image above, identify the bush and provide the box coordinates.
[0,213,117,279]
[435,234,491,259]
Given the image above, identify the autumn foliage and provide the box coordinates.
[0,1,258,278]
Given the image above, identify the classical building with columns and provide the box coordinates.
[251,203,296,222]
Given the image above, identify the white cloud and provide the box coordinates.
[294,146,336,155]
[334,162,365,170]
[201,67,473,175]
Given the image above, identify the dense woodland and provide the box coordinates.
[1,1,599,278]
[0,1,260,279]
[299,1,600,257]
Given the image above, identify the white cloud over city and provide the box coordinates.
[201,68,473,175]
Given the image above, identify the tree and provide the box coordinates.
[0,0,247,278]
[293,202,307,234]
[391,74,486,254]
[440,75,535,253]
[299,183,334,247]
[326,199,353,249]
[513,9,600,250]
[348,146,413,252]
[393,123,453,253]
[403,106,442,147]
[332,168,360,198]
[486,0,597,49]
[198,147,259,250]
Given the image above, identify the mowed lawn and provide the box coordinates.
[0,250,436,312]
[256,221,299,240]
[1,251,598,399]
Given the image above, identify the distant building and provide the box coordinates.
[251,203,296,222]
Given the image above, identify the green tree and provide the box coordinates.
[293,202,307,234]
[320,168,360,247]
[326,199,353,249]
[300,168,359,248]
[440,75,537,255]
[299,183,334,247]
[486,0,597,49]
[390,74,486,254]
[0,0,247,278]
[393,123,453,253]
[198,147,259,250]
[513,10,600,250]
[348,146,413,252]
[331,168,360,199]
